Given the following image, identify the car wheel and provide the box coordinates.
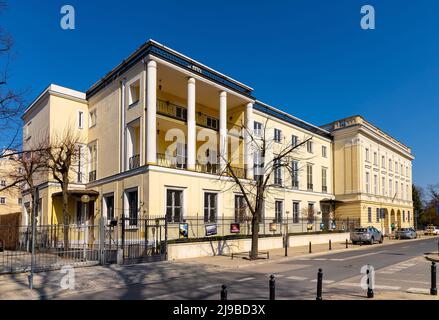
[379,236,383,243]
[370,237,375,245]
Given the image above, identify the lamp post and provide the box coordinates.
[81,194,90,260]
[285,211,289,257]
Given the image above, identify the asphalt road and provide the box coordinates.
[61,237,439,300]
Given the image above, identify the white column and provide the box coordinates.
[245,102,254,179]
[219,91,227,170]
[187,77,196,170]
[146,59,157,164]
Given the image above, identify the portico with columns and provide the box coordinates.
[143,54,255,178]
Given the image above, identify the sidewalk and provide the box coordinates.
[0,235,436,300]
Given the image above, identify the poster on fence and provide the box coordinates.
[269,223,277,232]
[230,223,240,234]
[205,224,218,236]
[179,223,188,239]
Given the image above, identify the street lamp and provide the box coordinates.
[81,194,90,260]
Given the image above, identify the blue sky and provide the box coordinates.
[1,0,438,187]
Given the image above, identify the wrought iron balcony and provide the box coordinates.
[129,154,140,170]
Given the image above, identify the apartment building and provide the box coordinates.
[323,116,414,234]
[21,40,413,235]
[0,150,22,216]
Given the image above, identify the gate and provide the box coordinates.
[119,217,168,264]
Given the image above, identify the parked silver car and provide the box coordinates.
[395,227,417,239]
[350,227,383,244]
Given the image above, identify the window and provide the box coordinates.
[408,211,411,222]
[205,116,218,130]
[395,181,398,198]
[406,166,409,177]
[402,210,405,222]
[0,197,5,204]
[292,160,299,189]
[234,195,247,223]
[127,189,138,226]
[275,200,283,223]
[274,129,282,143]
[104,195,115,220]
[78,111,84,129]
[307,203,315,223]
[322,167,328,193]
[18,198,22,205]
[77,145,83,183]
[306,164,313,191]
[166,189,183,223]
[254,150,264,178]
[401,164,404,176]
[374,174,378,194]
[0,180,5,186]
[291,135,298,147]
[76,201,84,224]
[376,208,380,223]
[365,172,370,193]
[254,122,262,137]
[395,161,398,173]
[292,201,300,223]
[401,183,404,199]
[176,142,187,169]
[89,110,97,128]
[273,158,282,185]
[365,148,370,162]
[307,141,314,154]
[389,179,393,197]
[88,142,97,182]
[373,152,377,165]
[406,184,409,201]
[382,155,386,168]
[322,146,327,158]
[204,193,217,223]
[389,159,392,171]
[368,207,372,223]
[128,79,140,106]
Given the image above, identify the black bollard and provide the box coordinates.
[316,269,323,300]
[329,239,332,251]
[346,239,348,249]
[309,241,312,253]
[431,262,437,296]
[220,285,227,300]
[269,275,275,300]
[367,267,374,298]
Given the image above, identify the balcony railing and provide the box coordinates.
[89,170,96,182]
[195,161,219,175]
[129,154,140,170]
[157,153,187,169]
[228,166,246,180]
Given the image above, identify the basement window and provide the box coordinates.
[129,80,140,106]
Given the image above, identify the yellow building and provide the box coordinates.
[322,116,414,235]
[0,150,22,216]
[20,40,413,237]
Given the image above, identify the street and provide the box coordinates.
[59,237,439,300]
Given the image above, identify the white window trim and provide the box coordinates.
[164,186,187,222]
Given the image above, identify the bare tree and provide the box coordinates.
[46,127,84,249]
[221,118,313,260]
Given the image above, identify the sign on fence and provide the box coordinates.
[179,223,188,239]
[230,223,240,234]
[205,224,218,236]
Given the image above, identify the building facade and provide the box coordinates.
[0,150,22,216]
[20,40,414,236]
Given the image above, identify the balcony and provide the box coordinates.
[157,153,187,170]
[228,166,246,180]
[195,161,219,175]
[129,154,140,170]
[89,170,96,182]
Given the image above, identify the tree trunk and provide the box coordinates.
[62,182,69,251]
[250,214,260,260]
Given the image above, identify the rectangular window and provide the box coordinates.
[274,158,282,185]
[406,184,409,201]
[382,155,386,168]
[365,148,370,162]
[129,79,140,106]
[382,177,386,196]
[0,197,5,204]
[234,195,247,223]
[0,180,5,186]
[322,146,327,158]
[254,122,262,137]
[395,181,398,198]
[322,167,327,193]
[401,183,404,199]
[104,195,115,220]
[306,164,313,191]
[406,166,409,177]
[401,164,404,176]
[408,211,410,222]
[307,203,315,223]
[365,172,370,193]
[292,160,299,189]
[166,189,183,223]
[402,210,405,222]
[395,161,398,173]
[274,128,282,143]
[275,200,283,223]
[204,193,217,223]
[77,145,83,183]
[78,111,84,129]
[291,135,298,147]
[127,189,138,226]
[368,207,372,223]
[76,201,84,224]
[389,159,392,171]
[292,201,300,224]
[253,150,264,178]
[176,142,187,169]
[307,141,314,154]
[89,110,97,128]
[374,174,378,194]
[389,179,393,197]
[373,152,377,165]
[88,142,97,182]
[376,208,380,223]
